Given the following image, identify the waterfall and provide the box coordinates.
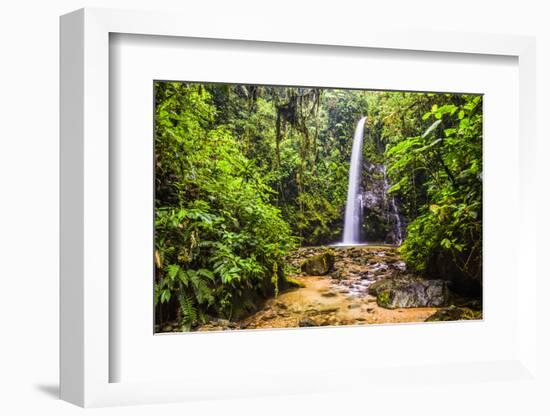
[342,116,368,244]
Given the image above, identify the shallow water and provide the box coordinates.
[197,245,438,331]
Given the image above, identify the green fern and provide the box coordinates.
[178,293,197,330]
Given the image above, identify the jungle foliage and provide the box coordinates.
[383,93,483,293]
[154,82,483,330]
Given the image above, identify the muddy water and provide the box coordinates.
[238,276,436,330]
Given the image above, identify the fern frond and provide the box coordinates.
[178,293,197,325]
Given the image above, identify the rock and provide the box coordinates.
[261,312,276,321]
[321,290,337,297]
[298,318,318,327]
[370,263,389,273]
[285,277,305,288]
[393,261,407,271]
[367,279,395,296]
[275,302,288,310]
[372,278,449,309]
[318,306,339,314]
[202,326,223,331]
[301,251,335,275]
[348,303,360,309]
[330,270,343,280]
[366,307,375,313]
[360,272,371,280]
[421,244,482,297]
[425,306,482,322]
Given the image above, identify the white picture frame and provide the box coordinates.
[60,7,539,408]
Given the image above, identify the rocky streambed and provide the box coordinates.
[195,245,482,332]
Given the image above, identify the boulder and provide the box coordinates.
[301,251,335,275]
[367,279,395,296]
[369,278,449,309]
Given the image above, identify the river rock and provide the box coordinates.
[359,271,371,280]
[370,278,449,309]
[261,312,276,321]
[301,251,335,275]
[321,290,337,297]
[298,318,318,327]
[393,261,407,272]
[330,269,343,280]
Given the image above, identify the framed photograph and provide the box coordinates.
[60,7,539,408]
[151,80,483,334]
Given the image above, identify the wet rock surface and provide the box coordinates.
[301,251,335,275]
[369,278,449,308]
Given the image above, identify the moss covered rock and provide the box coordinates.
[367,279,395,296]
[301,251,335,276]
[284,277,305,288]
[369,278,449,309]
[425,306,481,322]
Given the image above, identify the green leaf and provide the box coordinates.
[388,183,401,193]
[441,238,452,249]
[167,264,179,281]
[178,269,190,286]
[197,268,215,281]
[422,120,442,138]
[160,289,171,303]
[444,128,456,137]
[415,138,442,153]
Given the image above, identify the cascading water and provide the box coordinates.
[342,116,368,244]
[382,166,403,245]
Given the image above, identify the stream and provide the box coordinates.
[197,246,440,331]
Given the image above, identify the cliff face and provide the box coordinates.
[359,161,404,245]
